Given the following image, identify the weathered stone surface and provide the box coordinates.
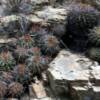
[91,66,100,86]
[30,0,49,5]
[34,6,67,23]
[47,50,100,99]
[70,86,93,100]
[32,81,47,99]
[0,15,19,24]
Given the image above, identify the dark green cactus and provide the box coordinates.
[65,3,99,52]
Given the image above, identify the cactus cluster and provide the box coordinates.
[0,19,62,98]
[0,0,63,98]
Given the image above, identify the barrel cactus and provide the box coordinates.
[17,34,35,49]
[27,55,49,78]
[13,47,30,63]
[0,48,16,71]
[40,35,60,56]
[8,82,24,97]
[28,47,41,56]
[13,63,30,85]
[0,71,14,84]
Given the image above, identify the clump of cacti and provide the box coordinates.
[8,82,24,97]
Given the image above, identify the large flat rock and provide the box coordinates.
[47,50,100,99]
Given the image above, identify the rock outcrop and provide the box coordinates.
[47,50,100,100]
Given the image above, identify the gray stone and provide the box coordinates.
[35,6,67,23]
[47,50,100,99]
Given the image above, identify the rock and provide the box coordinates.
[35,6,67,23]
[47,50,100,100]
[0,15,19,24]
[49,0,74,7]
[31,81,47,99]
[30,0,49,5]
[92,86,100,100]
[91,66,100,86]
[29,0,50,11]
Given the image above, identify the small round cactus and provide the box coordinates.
[0,47,16,71]
[40,35,60,56]
[8,82,24,97]
[27,55,49,78]
[13,47,30,63]
[0,81,7,98]
[13,54,30,85]
[88,26,100,47]
[17,34,35,49]
[0,71,14,84]
[86,47,100,62]
[28,47,41,56]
